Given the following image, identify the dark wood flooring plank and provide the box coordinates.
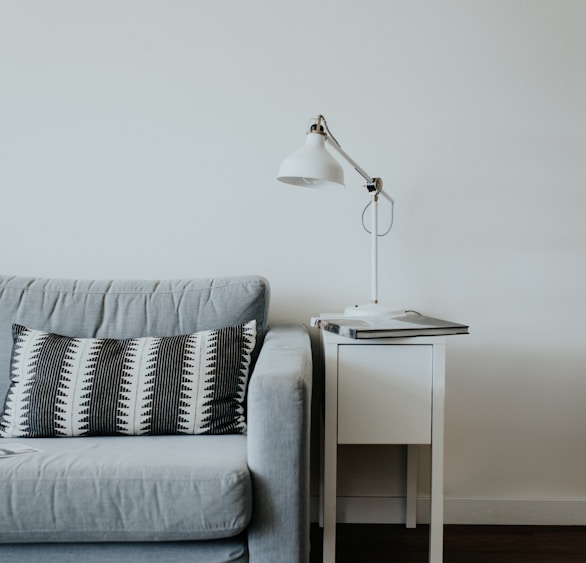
[310,524,586,563]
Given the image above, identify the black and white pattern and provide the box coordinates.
[0,321,256,438]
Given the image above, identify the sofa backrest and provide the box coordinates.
[0,275,270,403]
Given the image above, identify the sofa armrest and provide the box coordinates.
[246,324,312,563]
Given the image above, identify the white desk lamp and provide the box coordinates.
[277,114,397,317]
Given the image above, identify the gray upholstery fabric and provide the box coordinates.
[0,275,270,403]
[0,538,248,563]
[0,435,251,542]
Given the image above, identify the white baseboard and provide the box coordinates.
[445,497,586,525]
[311,496,586,526]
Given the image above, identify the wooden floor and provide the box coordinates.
[310,523,586,563]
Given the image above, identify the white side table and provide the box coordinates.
[318,321,447,563]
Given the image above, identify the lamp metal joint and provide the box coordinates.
[309,114,326,135]
[366,177,383,199]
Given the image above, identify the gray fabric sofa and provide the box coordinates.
[0,274,312,562]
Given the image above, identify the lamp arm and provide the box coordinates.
[324,136,373,183]
[324,137,395,203]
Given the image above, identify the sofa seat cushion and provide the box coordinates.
[0,435,251,543]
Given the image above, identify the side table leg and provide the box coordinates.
[323,342,339,563]
[319,411,325,527]
[406,444,418,528]
[323,438,337,562]
[429,442,444,562]
[429,343,446,563]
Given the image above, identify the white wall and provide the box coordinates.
[1,0,585,524]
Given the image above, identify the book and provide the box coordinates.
[311,311,469,339]
[0,443,42,459]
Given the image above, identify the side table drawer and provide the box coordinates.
[337,344,433,444]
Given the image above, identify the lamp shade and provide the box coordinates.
[277,132,344,189]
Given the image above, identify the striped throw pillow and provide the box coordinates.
[0,321,256,438]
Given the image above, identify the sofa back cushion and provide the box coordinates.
[0,275,269,405]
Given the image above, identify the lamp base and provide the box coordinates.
[344,303,405,317]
